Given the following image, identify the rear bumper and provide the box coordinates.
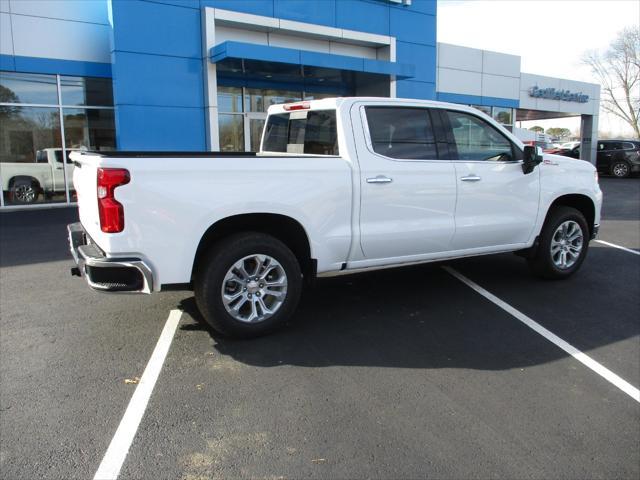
[67,222,153,294]
[591,223,600,240]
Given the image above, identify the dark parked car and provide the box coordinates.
[596,140,640,178]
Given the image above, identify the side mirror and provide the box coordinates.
[522,145,543,174]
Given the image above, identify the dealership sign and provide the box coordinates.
[529,86,589,103]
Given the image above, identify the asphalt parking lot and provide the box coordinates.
[1,177,638,480]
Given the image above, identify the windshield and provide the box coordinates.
[262,110,339,155]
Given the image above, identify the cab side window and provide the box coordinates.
[365,107,437,160]
[446,110,513,161]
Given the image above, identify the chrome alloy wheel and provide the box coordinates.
[550,220,583,269]
[613,162,629,177]
[14,184,37,203]
[221,254,288,323]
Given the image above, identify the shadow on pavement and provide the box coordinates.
[0,207,78,268]
[599,177,640,221]
[179,253,639,373]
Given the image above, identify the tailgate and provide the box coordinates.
[70,152,103,243]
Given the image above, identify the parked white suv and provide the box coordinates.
[68,97,602,337]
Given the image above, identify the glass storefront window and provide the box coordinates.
[471,105,492,116]
[492,107,513,126]
[219,114,244,152]
[0,106,66,205]
[218,86,243,113]
[0,70,115,207]
[63,108,116,151]
[0,72,58,105]
[60,76,114,106]
[263,90,302,110]
[245,89,302,113]
[249,118,265,152]
[304,92,337,101]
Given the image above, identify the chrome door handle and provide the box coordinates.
[460,175,481,182]
[366,175,393,184]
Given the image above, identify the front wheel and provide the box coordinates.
[528,206,589,279]
[194,233,302,338]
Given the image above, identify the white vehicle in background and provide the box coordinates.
[68,97,602,338]
[0,148,74,204]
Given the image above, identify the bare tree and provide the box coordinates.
[583,27,640,139]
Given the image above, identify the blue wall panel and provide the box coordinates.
[405,0,436,16]
[396,80,436,100]
[115,105,206,150]
[273,0,336,27]
[203,0,274,17]
[110,0,201,58]
[390,8,436,46]
[108,0,440,150]
[140,0,199,8]
[395,41,436,84]
[336,0,389,35]
[0,54,112,77]
[0,54,16,71]
[111,52,203,107]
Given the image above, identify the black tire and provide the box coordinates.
[527,206,590,279]
[194,232,302,338]
[9,177,40,204]
[610,160,631,178]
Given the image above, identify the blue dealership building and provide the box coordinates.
[0,0,600,208]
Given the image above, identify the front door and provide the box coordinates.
[355,104,457,260]
[442,109,540,250]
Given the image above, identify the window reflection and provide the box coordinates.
[0,106,66,204]
[217,86,243,113]
[245,89,301,112]
[60,76,114,106]
[492,107,513,126]
[0,71,116,207]
[63,108,116,151]
[0,72,58,105]
[219,114,244,152]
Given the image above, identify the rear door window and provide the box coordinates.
[262,109,338,155]
[364,107,437,160]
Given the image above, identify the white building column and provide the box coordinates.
[202,7,219,151]
[580,114,598,164]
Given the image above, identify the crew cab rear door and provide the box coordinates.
[439,108,540,250]
[353,103,457,260]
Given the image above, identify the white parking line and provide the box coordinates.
[594,239,640,256]
[94,309,182,480]
[443,266,640,403]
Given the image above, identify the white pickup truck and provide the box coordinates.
[68,97,602,337]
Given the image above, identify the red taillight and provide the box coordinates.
[283,101,310,111]
[97,168,130,233]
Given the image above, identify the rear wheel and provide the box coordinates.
[194,232,302,338]
[528,206,589,279]
[611,160,631,178]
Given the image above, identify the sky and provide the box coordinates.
[437,0,640,137]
